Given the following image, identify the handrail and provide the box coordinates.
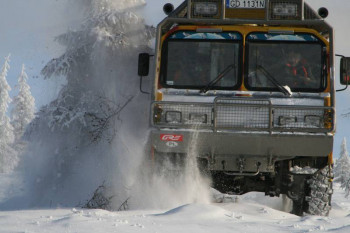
[151,98,335,133]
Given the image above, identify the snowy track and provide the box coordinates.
[1,183,350,233]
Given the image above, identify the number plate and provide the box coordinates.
[226,0,266,9]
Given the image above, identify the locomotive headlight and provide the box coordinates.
[165,111,182,123]
[272,3,297,16]
[193,2,218,16]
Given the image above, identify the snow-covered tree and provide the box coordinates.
[20,0,155,207]
[11,64,35,142]
[0,54,17,173]
[334,138,350,188]
[41,0,154,80]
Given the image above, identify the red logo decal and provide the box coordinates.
[160,134,183,142]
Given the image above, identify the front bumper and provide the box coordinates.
[151,129,333,172]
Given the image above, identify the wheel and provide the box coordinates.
[289,165,333,216]
[304,165,333,216]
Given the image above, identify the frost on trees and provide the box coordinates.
[11,64,35,143]
[23,0,155,207]
[41,0,154,80]
[31,0,155,146]
[0,54,17,173]
[38,0,155,141]
[334,138,350,189]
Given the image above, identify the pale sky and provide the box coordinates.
[0,0,349,156]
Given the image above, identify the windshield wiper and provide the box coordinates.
[200,64,235,93]
[256,65,291,96]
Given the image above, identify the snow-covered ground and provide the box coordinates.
[1,173,349,233]
[1,1,350,232]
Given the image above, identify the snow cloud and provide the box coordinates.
[0,0,210,211]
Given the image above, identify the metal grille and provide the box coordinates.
[152,98,334,133]
[153,102,213,128]
[273,106,324,129]
[215,98,270,130]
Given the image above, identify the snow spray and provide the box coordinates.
[80,0,212,210]
[130,125,211,210]
[3,0,211,210]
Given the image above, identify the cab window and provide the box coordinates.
[160,31,242,90]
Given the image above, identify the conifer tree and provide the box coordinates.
[22,0,155,206]
[0,54,17,173]
[11,64,35,142]
[334,138,350,188]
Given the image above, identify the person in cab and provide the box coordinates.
[284,50,315,87]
